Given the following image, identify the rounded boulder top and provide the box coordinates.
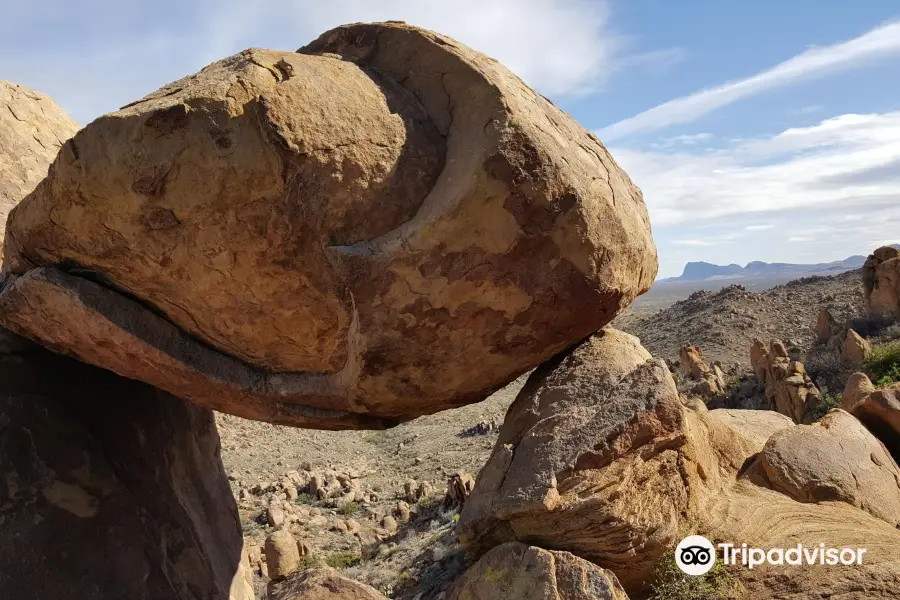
[0,22,658,429]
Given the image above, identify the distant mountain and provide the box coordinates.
[660,254,873,283]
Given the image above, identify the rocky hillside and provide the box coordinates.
[615,269,864,366]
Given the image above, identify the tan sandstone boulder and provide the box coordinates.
[447,542,628,600]
[677,344,724,397]
[842,329,871,367]
[863,246,900,316]
[268,567,387,600]
[458,329,900,597]
[842,375,900,459]
[0,81,78,250]
[0,340,249,600]
[0,23,656,430]
[751,410,900,526]
[264,530,306,581]
[750,339,821,423]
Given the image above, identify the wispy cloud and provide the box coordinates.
[599,20,900,141]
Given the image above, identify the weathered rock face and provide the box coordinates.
[268,567,387,600]
[459,329,900,597]
[447,542,628,600]
[863,246,900,316]
[815,307,839,344]
[752,409,900,526]
[0,81,78,250]
[842,374,900,459]
[0,339,248,600]
[750,339,821,423]
[841,328,871,367]
[0,23,656,430]
[677,343,725,397]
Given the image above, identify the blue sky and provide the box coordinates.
[3,0,900,277]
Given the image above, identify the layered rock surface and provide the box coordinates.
[0,80,78,249]
[0,22,656,429]
[0,338,250,600]
[458,329,900,597]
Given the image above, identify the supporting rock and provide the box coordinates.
[0,339,249,600]
[750,339,821,423]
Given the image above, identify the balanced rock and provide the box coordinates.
[841,328,871,367]
[458,329,900,597]
[268,567,387,600]
[842,372,876,410]
[0,81,78,248]
[863,246,900,316]
[752,409,900,526]
[0,340,249,600]
[447,542,628,600]
[750,339,821,423]
[0,22,656,430]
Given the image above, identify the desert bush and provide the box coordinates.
[811,392,842,421]
[850,312,897,338]
[650,550,742,600]
[339,501,360,516]
[865,341,900,386]
[804,348,847,393]
[325,551,361,570]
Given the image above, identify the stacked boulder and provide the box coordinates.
[751,339,821,423]
[0,22,655,600]
[676,343,727,398]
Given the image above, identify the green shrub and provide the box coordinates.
[811,392,842,421]
[864,341,900,386]
[325,552,361,570]
[339,501,359,516]
[650,550,742,600]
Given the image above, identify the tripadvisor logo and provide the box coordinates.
[675,535,868,575]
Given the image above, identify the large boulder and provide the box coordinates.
[677,343,725,397]
[0,23,656,430]
[458,329,900,598]
[863,246,900,316]
[447,542,628,600]
[751,410,900,526]
[0,339,249,600]
[750,339,821,423]
[842,374,900,459]
[0,81,78,249]
[842,329,871,367]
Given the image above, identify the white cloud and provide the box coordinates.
[599,20,900,141]
[744,224,774,231]
[612,111,900,227]
[3,0,669,122]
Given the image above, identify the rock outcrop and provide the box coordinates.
[458,329,900,597]
[863,245,900,316]
[447,542,628,600]
[0,81,78,249]
[842,373,900,459]
[750,339,821,423]
[0,340,249,600]
[0,22,656,430]
[268,567,387,600]
[841,328,871,367]
[815,307,840,344]
[751,409,900,526]
[677,344,726,397]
